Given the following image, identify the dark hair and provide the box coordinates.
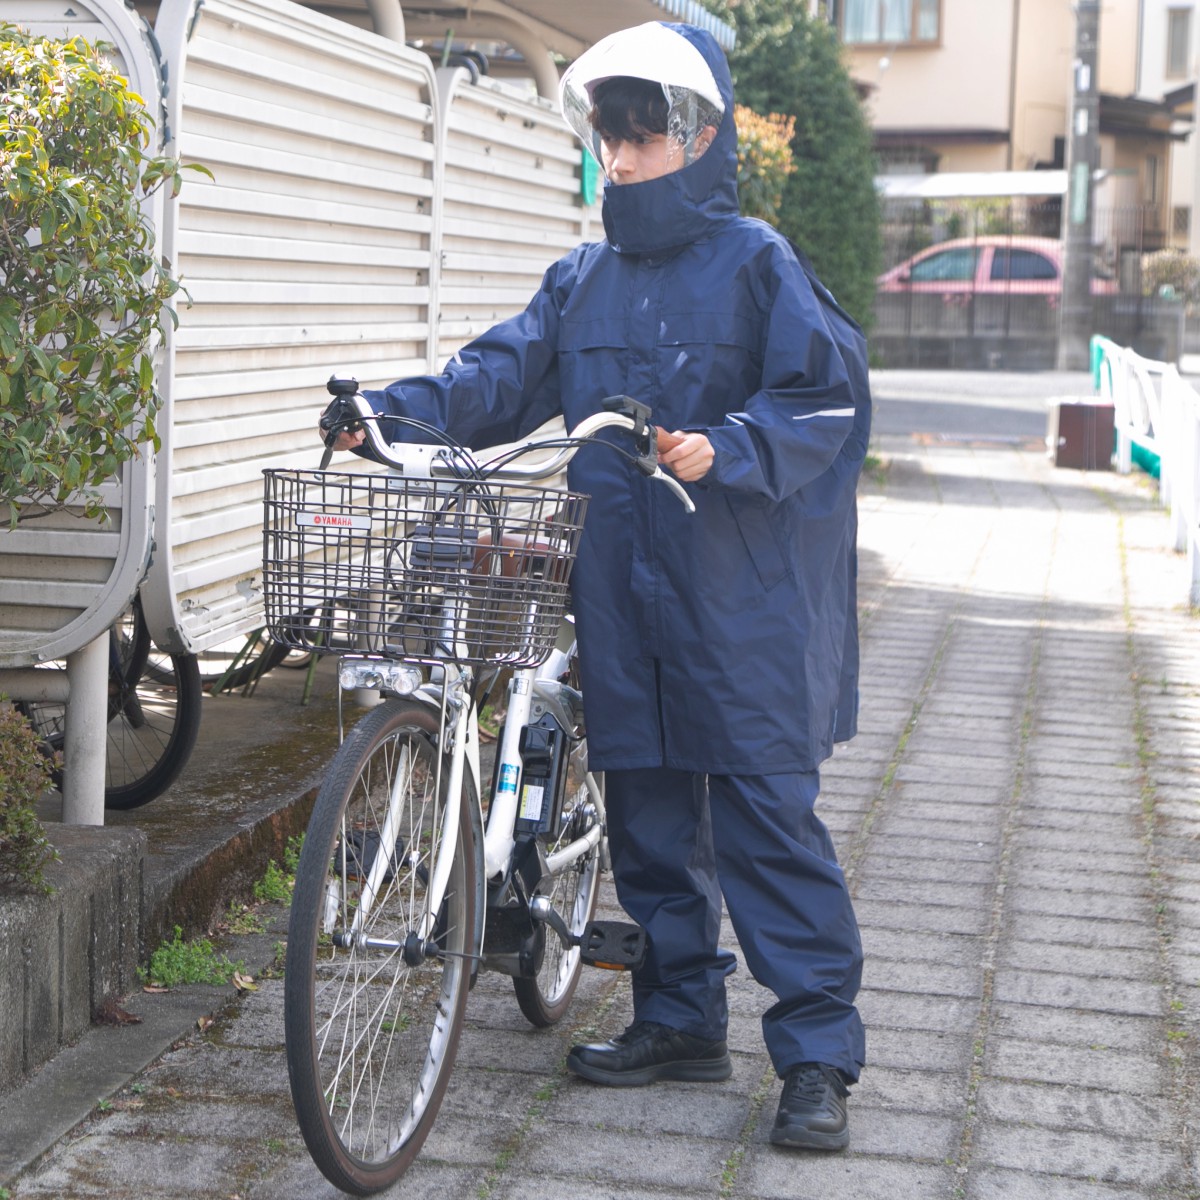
[588,76,669,141]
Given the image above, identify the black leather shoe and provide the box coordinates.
[567,1020,732,1087]
[770,1062,851,1150]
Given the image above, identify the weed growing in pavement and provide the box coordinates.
[283,834,303,874]
[254,836,304,905]
[223,900,266,936]
[253,859,291,904]
[141,926,244,987]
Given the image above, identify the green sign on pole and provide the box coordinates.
[1070,162,1089,226]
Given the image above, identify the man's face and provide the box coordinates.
[599,126,715,185]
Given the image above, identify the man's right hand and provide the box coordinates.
[320,425,367,452]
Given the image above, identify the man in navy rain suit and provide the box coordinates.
[330,20,870,1151]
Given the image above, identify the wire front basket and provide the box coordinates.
[262,469,589,668]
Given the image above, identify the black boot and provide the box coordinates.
[567,1020,732,1087]
[770,1062,851,1150]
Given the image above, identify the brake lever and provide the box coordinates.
[318,376,364,469]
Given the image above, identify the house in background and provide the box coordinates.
[820,0,1190,268]
[1138,0,1200,252]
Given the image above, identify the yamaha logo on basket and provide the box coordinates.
[296,511,372,532]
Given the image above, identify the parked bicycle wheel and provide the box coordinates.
[104,639,202,810]
[19,597,203,810]
[285,700,475,1196]
[513,741,602,1027]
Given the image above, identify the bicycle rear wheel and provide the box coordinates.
[285,700,475,1196]
[513,741,601,1027]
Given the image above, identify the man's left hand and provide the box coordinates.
[657,427,714,483]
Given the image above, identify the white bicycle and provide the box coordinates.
[263,381,692,1195]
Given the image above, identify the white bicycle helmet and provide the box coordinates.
[560,23,725,172]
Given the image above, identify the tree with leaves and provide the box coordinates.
[734,105,796,224]
[712,0,880,327]
[0,23,200,527]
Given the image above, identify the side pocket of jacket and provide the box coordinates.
[725,495,791,591]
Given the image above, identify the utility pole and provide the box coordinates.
[1057,0,1100,370]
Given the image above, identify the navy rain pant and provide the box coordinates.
[604,767,866,1082]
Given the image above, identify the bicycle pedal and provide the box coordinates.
[578,921,646,971]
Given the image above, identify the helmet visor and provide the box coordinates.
[560,23,725,177]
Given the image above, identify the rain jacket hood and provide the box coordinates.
[595,23,741,256]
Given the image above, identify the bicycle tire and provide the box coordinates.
[285,700,475,1196]
[512,744,602,1027]
[18,601,203,810]
[103,646,203,809]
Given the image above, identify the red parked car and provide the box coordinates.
[877,235,1119,299]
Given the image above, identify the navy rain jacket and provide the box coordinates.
[361,23,871,775]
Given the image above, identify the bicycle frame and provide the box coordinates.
[314,395,693,955]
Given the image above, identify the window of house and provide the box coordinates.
[1146,154,1160,205]
[1167,7,1191,79]
[990,248,1058,282]
[840,0,940,46]
[1174,205,1192,238]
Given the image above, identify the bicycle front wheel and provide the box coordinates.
[285,700,475,1196]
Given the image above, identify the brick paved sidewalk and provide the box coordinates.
[10,428,1199,1200]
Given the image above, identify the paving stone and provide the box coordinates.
[870,817,1002,847]
[857,989,980,1033]
[855,877,993,909]
[544,1079,751,1140]
[1004,887,1153,923]
[983,1039,1167,1096]
[860,832,1000,863]
[861,959,982,1000]
[990,969,1163,1017]
[1011,848,1147,876]
[860,927,983,968]
[518,1126,729,1192]
[1011,825,1143,856]
[1015,809,1134,836]
[855,852,997,885]
[865,1027,974,1074]
[1001,912,1156,950]
[975,1078,1173,1137]
[853,1063,968,1116]
[1007,866,1151,897]
[997,940,1160,981]
[740,1149,957,1200]
[855,899,990,937]
[965,1166,1149,1200]
[971,1123,1181,1187]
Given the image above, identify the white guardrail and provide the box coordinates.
[1093,335,1200,606]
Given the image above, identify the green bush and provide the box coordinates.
[0,700,58,892]
[711,0,882,327]
[735,105,795,225]
[0,23,201,528]
[1142,248,1200,304]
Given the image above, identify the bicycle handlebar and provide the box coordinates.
[318,378,696,513]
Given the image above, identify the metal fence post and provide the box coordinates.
[62,633,108,825]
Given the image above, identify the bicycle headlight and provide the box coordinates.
[338,658,423,696]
